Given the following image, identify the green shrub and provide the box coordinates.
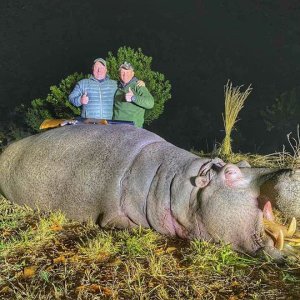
[25,47,171,131]
[25,73,84,132]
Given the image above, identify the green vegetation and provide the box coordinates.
[25,73,84,132]
[1,195,300,299]
[24,46,171,132]
[116,227,160,258]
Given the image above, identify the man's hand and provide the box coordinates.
[125,87,134,102]
[81,92,89,105]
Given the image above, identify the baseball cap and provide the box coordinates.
[93,58,106,67]
[119,61,134,71]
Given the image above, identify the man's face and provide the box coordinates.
[119,68,134,84]
[93,61,107,80]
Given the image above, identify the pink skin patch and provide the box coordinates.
[223,165,247,188]
[161,207,187,238]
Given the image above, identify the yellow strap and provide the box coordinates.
[83,118,108,125]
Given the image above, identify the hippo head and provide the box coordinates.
[192,162,299,260]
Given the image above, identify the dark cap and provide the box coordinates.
[93,58,106,67]
[119,61,134,71]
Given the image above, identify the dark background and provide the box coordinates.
[1,0,299,153]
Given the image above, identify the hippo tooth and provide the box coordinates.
[263,219,282,239]
[264,224,280,241]
[287,217,297,237]
[275,229,284,251]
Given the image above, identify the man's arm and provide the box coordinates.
[69,82,85,107]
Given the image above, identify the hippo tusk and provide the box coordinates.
[275,229,284,251]
[264,226,278,240]
[263,219,282,240]
[287,217,297,237]
[284,237,300,244]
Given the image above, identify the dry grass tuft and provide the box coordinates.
[271,125,300,169]
[219,80,252,157]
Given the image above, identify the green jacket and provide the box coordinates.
[113,78,154,127]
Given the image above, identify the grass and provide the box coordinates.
[1,195,300,299]
[228,125,300,170]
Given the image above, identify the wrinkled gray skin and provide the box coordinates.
[260,169,300,219]
[0,125,298,258]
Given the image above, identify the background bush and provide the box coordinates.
[25,73,84,132]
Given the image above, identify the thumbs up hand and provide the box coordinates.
[125,87,134,102]
[81,91,89,105]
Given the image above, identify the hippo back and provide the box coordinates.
[0,126,160,218]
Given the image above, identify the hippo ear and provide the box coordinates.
[194,175,210,188]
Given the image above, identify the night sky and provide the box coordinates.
[1,0,299,153]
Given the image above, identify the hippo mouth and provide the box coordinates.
[251,168,300,258]
[262,202,300,257]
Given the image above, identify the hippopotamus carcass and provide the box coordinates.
[0,125,299,259]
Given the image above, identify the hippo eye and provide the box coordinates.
[225,168,236,174]
[224,167,239,176]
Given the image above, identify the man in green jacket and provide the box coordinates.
[113,62,154,128]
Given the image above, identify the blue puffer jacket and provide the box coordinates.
[69,76,117,119]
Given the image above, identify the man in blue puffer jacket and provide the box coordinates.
[69,58,117,119]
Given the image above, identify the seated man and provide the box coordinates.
[113,62,154,128]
